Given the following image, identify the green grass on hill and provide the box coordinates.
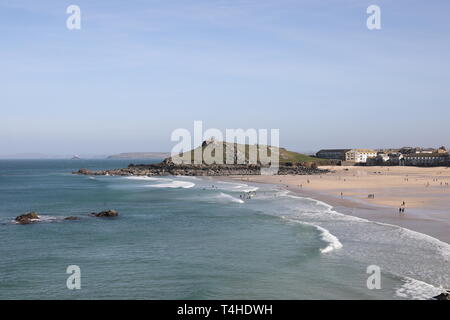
[168,141,331,165]
[278,148,330,164]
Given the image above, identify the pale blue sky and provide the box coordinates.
[1,0,449,156]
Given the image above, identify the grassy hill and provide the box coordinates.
[166,140,329,165]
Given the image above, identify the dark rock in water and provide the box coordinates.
[15,212,39,224]
[91,210,119,218]
[73,168,94,175]
[433,291,450,300]
[64,216,79,221]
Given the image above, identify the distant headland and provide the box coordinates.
[107,152,171,159]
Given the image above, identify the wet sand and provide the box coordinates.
[229,166,450,244]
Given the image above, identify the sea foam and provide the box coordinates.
[396,277,446,300]
[125,176,165,181]
[147,180,195,189]
[216,192,245,204]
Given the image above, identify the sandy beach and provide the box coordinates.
[229,166,450,244]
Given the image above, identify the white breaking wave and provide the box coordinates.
[216,192,244,204]
[37,215,62,222]
[315,224,344,253]
[396,277,446,300]
[282,217,343,254]
[281,190,450,261]
[276,189,450,292]
[124,176,165,181]
[147,181,195,189]
[232,185,259,193]
[213,181,260,193]
[12,215,62,224]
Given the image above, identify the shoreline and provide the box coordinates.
[221,167,450,244]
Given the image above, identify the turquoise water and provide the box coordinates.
[0,160,449,299]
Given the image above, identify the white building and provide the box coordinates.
[345,149,377,163]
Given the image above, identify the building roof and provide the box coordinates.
[317,149,351,153]
[404,153,448,158]
[348,149,377,153]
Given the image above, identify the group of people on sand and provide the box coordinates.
[239,191,256,200]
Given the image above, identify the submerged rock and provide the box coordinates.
[15,212,39,224]
[64,216,79,221]
[91,210,119,218]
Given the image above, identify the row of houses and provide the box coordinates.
[316,149,377,163]
[316,147,449,166]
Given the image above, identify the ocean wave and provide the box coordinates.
[282,190,450,260]
[315,224,344,253]
[124,176,165,181]
[216,192,245,204]
[396,277,445,300]
[278,189,450,289]
[282,217,343,254]
[147,181,195,189]
[231,184,259,192]
[212,181,260,193]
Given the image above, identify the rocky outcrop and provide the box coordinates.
[75,168,94,175]
[73,162,327,177]
[13,212,120,224]
[15,212,39,224]
[433,291,450,300]
[90,210,119,218]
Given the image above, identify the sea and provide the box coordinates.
[0,159,449,300]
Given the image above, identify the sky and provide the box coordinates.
[1,0,449,156]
